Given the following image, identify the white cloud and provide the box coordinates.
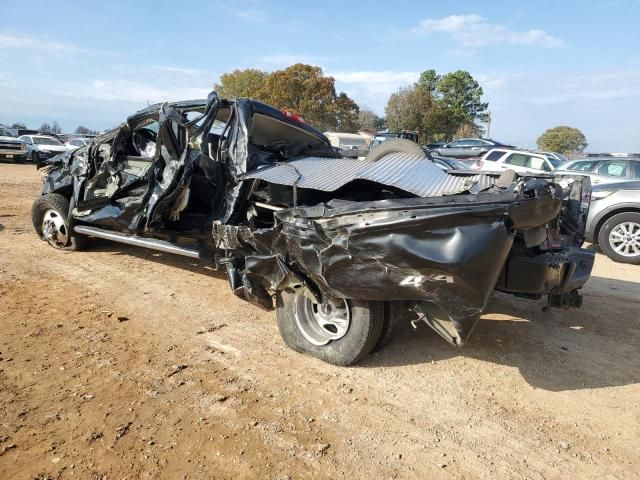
[472,70,640,151]
[0,33,78,53]
[412,14,564,48]
[0,32,113,56]
[329,70,420,113]
[150,65,207,76]
[234,9,268,23]
[330,70,419,85]
[219,1,268,23]
[71,80,210,103]
[480,71,640,105]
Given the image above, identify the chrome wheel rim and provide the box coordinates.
[294,295,350,346]
[609,221,640,257]
[41,209,69,248]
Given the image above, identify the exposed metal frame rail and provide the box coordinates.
[73,226,202,259]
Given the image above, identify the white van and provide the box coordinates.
[475,149,557,174]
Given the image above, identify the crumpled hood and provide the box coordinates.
[35,144,67,152]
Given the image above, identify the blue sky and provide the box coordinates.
[1,0,639,151]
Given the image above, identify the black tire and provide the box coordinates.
[598,212,640,264]
[372,301,406,352]
[32,193,87,251]
[365,138,428,162]
[31,151,38,163]
[276,291,385,366]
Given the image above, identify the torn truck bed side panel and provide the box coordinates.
[280,206,514,341]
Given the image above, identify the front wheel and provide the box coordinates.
[276,290,385,366]
[598,212,640,264]
[32,193,86,251]
[31,151,38,163]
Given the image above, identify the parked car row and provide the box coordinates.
[429,138,515,159]
[423,140,640,264]
[0,132,96,163]
[432,143,640,186]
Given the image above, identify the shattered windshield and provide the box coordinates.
[33,137,63,145]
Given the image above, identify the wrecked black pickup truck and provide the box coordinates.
[32,92,595,365]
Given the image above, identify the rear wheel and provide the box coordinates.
[365,138,428,162]
[276,290,384,366]
[32,193,86,251]
[372,301,406,352]
[598,212,640,264]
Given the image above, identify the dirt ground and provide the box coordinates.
[0,162,638,480]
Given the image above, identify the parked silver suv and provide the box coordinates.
[556,157,640,185]
[586,181,640,264]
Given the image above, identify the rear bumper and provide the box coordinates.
[495,247,595,297]
[0,151,26,160]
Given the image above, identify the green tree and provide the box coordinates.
[260,64,336,129]
[454,122,482,139]
[40,122,62,134]
[416,69,440,95]
[215,64,362,131]
[436,70,489,124]
[75,126,99,135]
[385,86,434,136]
[384,69,490,143]
[333,93,359,132]
[214,68,268,99]
[537,126,588,154]
[357,109,384,132]
[259,64,358,131]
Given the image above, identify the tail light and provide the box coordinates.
[282,111,305,124]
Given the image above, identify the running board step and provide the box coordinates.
[74,226,203,259]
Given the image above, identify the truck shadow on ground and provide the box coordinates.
[365,286,640,392]
[78,239,639,393]
[84,238,227,280]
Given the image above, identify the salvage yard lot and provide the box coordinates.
[0,162,638,479]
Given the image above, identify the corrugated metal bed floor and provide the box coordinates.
[242,152,496,198]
